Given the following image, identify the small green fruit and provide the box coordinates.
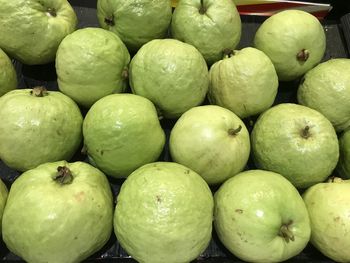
[0,48,17,96]
[337,129,350,179]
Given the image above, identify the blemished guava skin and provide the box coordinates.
[214,170,311,263]
[254,10,326,81]
[208,47,278,118]
[83,94,165,178]
[0,0,77,65]
[337,129,350,179]
[169,105,250,185]
[0,179,8,234]
[0,88,83,172]
[171,0,241,65]
[97,0,172,52]
[303,178,350,262]
[114,162,214,263]
[2,161,114,263]
[298,59,350,132]
[0,48,17,96]
[129,39,209,119]
[251,103,339,189]
[56,27,130,108]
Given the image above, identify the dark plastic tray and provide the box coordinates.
[1,1,350,262]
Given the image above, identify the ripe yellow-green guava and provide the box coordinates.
[2,161,114,263]
[114,162,214,263]
[254,10,326,81]
[97,0,172,52]
[0,48,17,96]
[0,0,77,65]
[56,27,130,108]
[208,47,278,118]
[337,129,350,179]
[129,39,209,118]
[83,94,165,178]
[0,87,83,172]
[171,0,241,65]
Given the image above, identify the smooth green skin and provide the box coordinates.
[337,129,350,179]
[298,59,350,132]
[83,94,165,178]
[0,0,77,65]
[208,47,278,118]
[169,105,250,185]
[251,103,339,189]
[254,10,326,81]
[0,89,83,171]
[97,0,172,52]
[214,170,311,262]
[129,39,209,118]
[115,162,214,263]
[0,89,83,172]
[0,179,8,235]
[56,27,130,108]
[303,178,350,262]
[2,161,114,263]
[171,0,241,65]
[0,48,17,96]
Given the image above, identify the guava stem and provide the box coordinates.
[279,221,295,243]
[199,0,206,14]
[47,7,57,17]
[30,87,48,97]
[300,125,310,139]
[53,166,73,185]
[296,49,310,62]
[104,15,115,26]
[228,125,242,136]
[328,177,343,183]
[222,48,235,59]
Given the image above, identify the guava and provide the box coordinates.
[303,177,350,262]
[0,0,77,65]
[208,47,278,118]
[56,27,130,108]
[169,105,250,185]
[214,170,311,262]
[2,161,114,263]
[0,48,17,96]
[0,179,8,234]
[114,162,214,263]
[254,10,326,81]
[0,87,83,172]
[129,39,209,118]
[83,93,165,178]
[251,103,339,189]
[171,0,241,65]
[97,0,172,52]
[298,59,350,132]
[337,129,350,179]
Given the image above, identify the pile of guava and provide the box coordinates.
[0,0,349,262]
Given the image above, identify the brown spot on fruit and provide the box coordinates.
[74,191,85,202]
[235,209,243,214]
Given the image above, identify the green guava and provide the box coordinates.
[0,179,8,234]
[171,0,241,65]
[303,177,350,262]
[2,161,114,263]
[251,103,339,189]
[83,94,165,178]
[298,59,350,132]
[114,162,214,263]
[0,48,17,96]
[56,27,130,108]
[169,105,250,185]
[0,0,77,65]
[214,170,311,262]
[337,129,350,179]
[0,87,83,172]
[97,0,172,52]
[208,47,278,118]
[254,10,326,81]
[129,39,209,118]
